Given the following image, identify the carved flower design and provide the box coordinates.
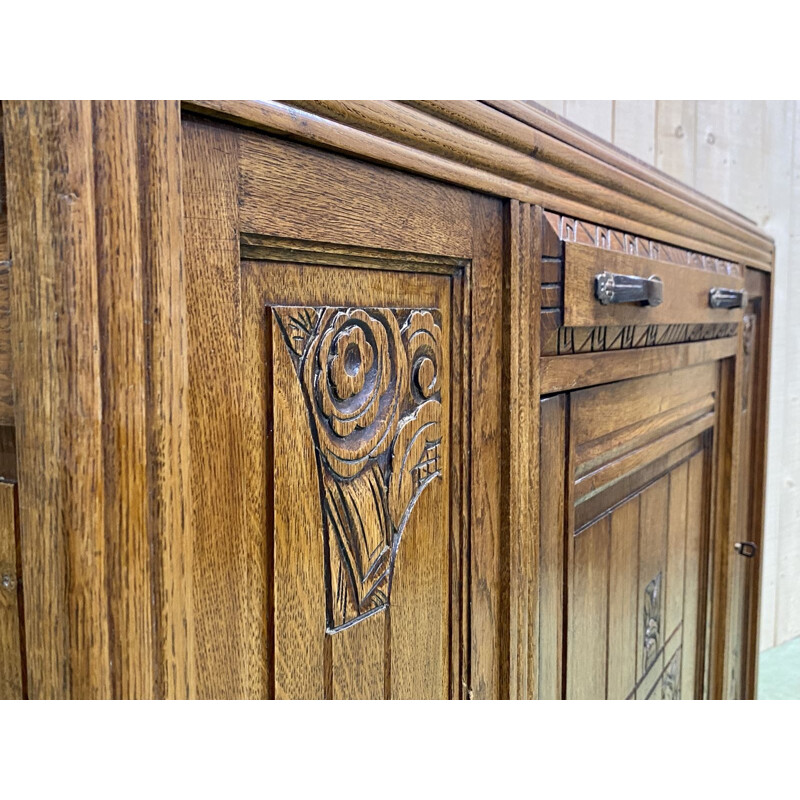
[402,310,441,402]
[303,308,407,478]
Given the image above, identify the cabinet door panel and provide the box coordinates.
[184,119,504,698]
[543,363,717,700]
[249,264,453,699]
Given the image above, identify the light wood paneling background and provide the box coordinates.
[538,101,800,652]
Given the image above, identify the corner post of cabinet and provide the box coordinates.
[2,101,193,699]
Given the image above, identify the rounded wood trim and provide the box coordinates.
[184,99,774,272]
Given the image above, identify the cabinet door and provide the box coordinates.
[539,363,718,699]
[182,119,504,698]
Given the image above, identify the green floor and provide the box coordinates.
[758,635,800,699]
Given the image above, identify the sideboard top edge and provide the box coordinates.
[183,100,775,273]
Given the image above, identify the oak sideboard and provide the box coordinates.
[0,101,773,699]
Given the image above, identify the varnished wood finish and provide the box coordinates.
[543,366,717,699]
[2,101,191,699]
[188,101,773,271]
[0,482,23,699]
[0,100,774,699]
[181,121,506,699]
[0,265,13,426]
[541,336,737,394]
[4,101,111,699]
[563,242,744,328]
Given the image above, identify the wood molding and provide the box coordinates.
[185,100,774,273]
[541,337,738,394]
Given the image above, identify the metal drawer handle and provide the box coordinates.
[595,271,663,306]
[709,287,747,309]
[734,541,758,558]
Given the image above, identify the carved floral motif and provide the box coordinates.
[643,572,662,673]
[275,306,444,632]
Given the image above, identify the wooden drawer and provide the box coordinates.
[563,241,746,328]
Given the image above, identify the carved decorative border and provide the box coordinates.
[550,321,739,356]
[544,211,743,277]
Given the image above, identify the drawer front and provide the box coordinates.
[563,241,746,328]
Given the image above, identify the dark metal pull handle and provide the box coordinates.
[709,287,747,309]
[734,541,758,558]
[595,272,663,306]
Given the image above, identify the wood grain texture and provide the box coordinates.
[606,497,640,699]
[507,202,539,699]
[665,462,689,638]
[137,101,194,700]
[188,101,773,271]
[541,336,737,394]
[92,101,153,699]
[2,101,192,699]
[182,117,255,699]
[287,101,765,268]
[0,107,10,424]
[468,193,506,699]
[0,482,23,699]
[537,99,788,655]
[567,516,609,699]
[563,242,744,329]
[0,266,13,425]
[3,101,110,699]
[682,451,708,698]
[538,395,566,700]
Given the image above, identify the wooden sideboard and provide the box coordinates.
[0,101,773,699]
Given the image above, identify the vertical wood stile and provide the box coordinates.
[3,100,191,699]
[0,482,23,698]
[137,101,194,699]
[91,101,153,698]
[469,194,505,699]
[538,395,566,700]
[3,101,110,698]
[507,201,539,699]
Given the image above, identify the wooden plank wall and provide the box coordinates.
[537,101,799,651]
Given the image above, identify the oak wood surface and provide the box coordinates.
[0,482,23,699]
[4,101,110,699]
[541,336,737,394]
[563,242,745,328]
[0,100,774,700]
[181,119,506,699]
[0,266,13,425]
[544,364,718,700]
[187,101,773,271]
[538,396,566,700]
[3,100,191,699]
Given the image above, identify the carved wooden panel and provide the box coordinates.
[273,305,443,632]
[248,259,462,700]
[550,366,716,699]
